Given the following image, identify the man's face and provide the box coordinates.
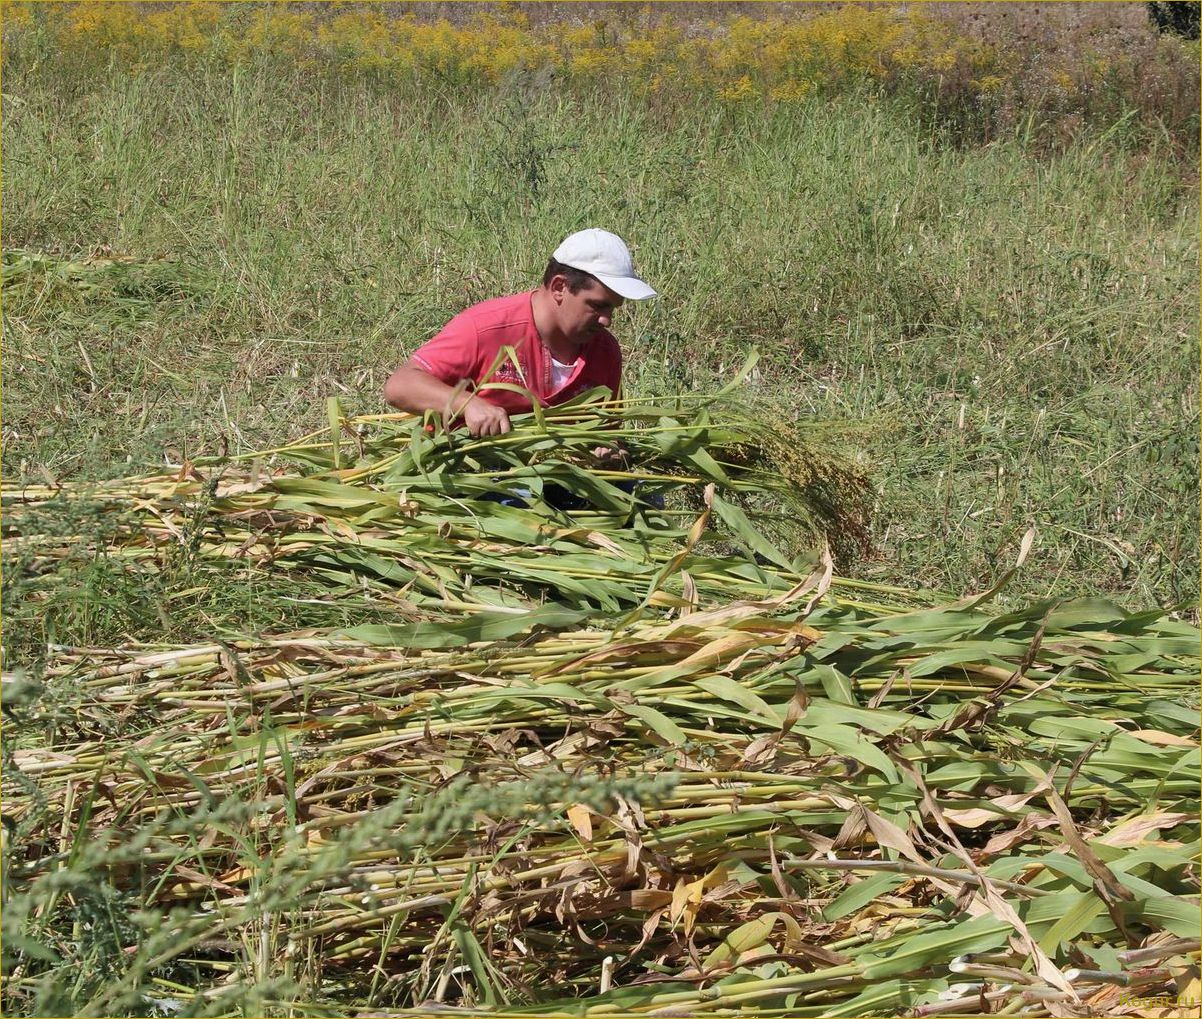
[552,276,624,347]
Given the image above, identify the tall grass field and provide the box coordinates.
[1,4,1199,1018]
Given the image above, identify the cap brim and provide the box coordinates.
[595,274,657,301]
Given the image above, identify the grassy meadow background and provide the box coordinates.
[2,4,1201,1017]
[3,1,1199,634]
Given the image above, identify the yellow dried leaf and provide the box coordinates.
[1099,811,1191,847]
[1129,729,1197,748]
[566,803,593,841]
[943,792,1036,828]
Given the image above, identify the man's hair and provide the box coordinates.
[542,258,596,293]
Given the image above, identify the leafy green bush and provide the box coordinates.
[1147,1,1201,39]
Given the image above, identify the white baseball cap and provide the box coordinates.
[552,228,657,301]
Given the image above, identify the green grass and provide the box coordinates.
[2,58,1197,622]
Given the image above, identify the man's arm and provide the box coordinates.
[383,362,512,437]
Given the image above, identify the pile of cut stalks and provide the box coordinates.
[3,387,1198,1018]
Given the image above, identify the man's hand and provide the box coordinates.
[382,362,511,437]
[463,399,511,437]
[592,444,628,465]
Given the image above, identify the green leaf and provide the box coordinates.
[452,923,504,1007]
[339,606,591,647]
[1035,891,1107,953]
[710,490,791,570]
[704,913,781,966]
[621,703,688,746]
[822,872,906,921]
[692,675,778,722]
[1126,895,1202,938]
[821,978,943,1018]
[797,722,898,781]
[2,932,60,964]
[857,916,1011,980]
[808,663,858,705]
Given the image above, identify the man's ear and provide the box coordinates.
[548,274,568,302]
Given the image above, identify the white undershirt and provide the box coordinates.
[550,356,577,393]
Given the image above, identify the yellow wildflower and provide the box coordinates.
[769,79,814,104]
[717,75,758,102]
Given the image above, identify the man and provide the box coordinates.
[383,229,656,435]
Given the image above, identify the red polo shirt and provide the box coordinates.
[410,291,621,414]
